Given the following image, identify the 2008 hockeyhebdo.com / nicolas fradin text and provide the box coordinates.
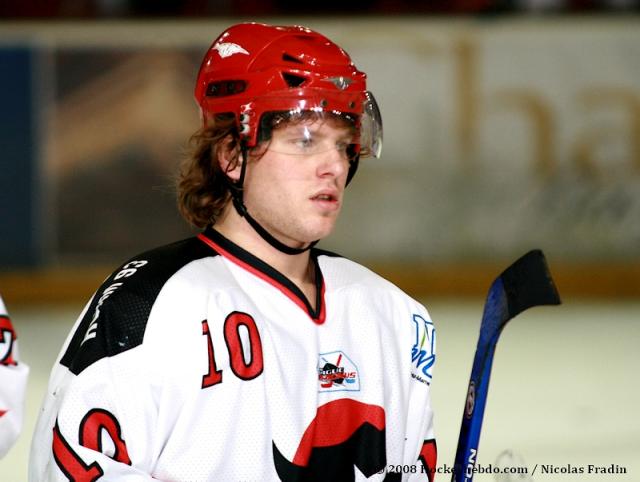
[377,462,628,477]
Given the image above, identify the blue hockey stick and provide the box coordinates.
[452,250,561,482]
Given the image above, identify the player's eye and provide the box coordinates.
[293,137,315,150]
[336,141,350,152]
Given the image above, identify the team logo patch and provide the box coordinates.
[317,351,360,392]
[213,42,249,58]
[411,314,435,385]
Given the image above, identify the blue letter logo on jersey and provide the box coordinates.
[317,351,360,392]
[411,314,435,385]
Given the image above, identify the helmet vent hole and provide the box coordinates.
[206,80,247,97]
[282,73,307,88]
[282,53,304,64]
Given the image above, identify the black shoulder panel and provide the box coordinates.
[60,236,217,375]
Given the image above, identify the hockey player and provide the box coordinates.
[0,294,29,458]
[30,23,437,481]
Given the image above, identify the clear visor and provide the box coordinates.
[360,91,383,159]
[258,91,382,159]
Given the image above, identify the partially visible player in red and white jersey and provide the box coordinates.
[0,294,29,458]
[30,23,437,481]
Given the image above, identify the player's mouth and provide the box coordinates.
[311,190,340,210]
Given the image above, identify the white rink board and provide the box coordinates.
[0,19,639,264]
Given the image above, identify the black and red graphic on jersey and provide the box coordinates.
[0,315,17,366]
[273,399,395,482]
[418,439,437,482]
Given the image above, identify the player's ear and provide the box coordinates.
[217,135,242,182]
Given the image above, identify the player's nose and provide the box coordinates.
[318,147,349,179]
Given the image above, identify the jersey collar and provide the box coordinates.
[198,227,326,324]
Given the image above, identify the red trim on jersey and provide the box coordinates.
[317,282,326,324]
[198,233,327,324]
[418,438,437,482]
[0,409,6,418]
[293,399,386,466]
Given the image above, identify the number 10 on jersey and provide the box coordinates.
[201,312,264,388]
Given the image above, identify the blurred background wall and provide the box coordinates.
[1,7,639,302]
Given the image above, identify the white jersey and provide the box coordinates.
[0,294,29,458]
[30,228,437,481]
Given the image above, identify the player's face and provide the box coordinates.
[241,117,354,247]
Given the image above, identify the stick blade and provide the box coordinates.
[500,249,561,322]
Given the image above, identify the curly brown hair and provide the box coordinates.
[176,114,241,228]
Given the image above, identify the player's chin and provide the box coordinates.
[305,216,339,241]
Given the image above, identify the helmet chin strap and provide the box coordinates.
[229,142,319,256]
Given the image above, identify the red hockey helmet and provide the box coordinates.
[195,22,382,159]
